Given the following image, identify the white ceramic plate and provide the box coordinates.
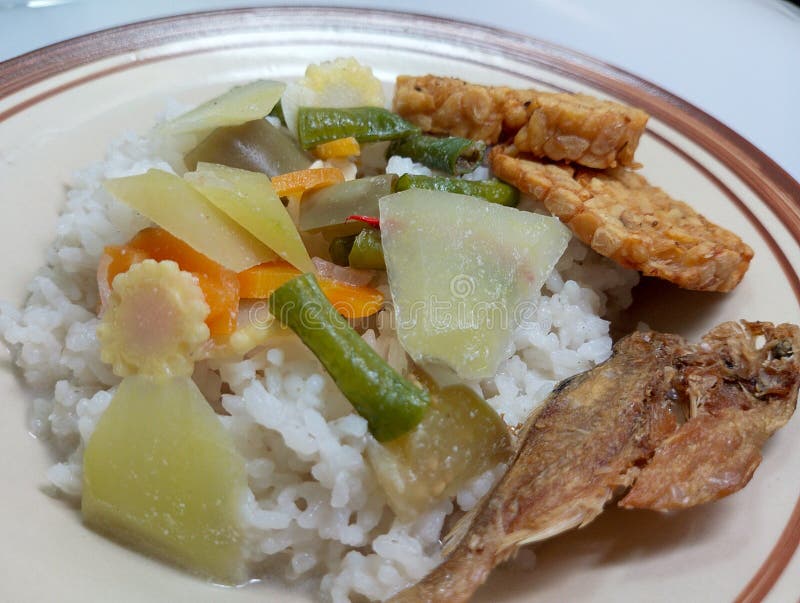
[1,8,799,603]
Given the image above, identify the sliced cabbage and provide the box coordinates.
[379,189,571,379]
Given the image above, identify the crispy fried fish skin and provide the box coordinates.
[393,75,648,169]
[390,322,800,603]
[620,321,800,510]
[489,148,753,292]
[389,331,682,603]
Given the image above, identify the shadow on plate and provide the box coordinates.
[475,501,727,601]
[613,276,727,338]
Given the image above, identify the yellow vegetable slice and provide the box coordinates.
[104,169,276,272]
[161,80,285,134]
[185,163,314,273]
[82,375,248,585]
[97,259,210,378]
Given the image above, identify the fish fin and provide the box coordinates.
[501,511,587,550]
[441,506,479,558]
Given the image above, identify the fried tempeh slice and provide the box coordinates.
[620,321,800,510]
[390,321,800,603]
[511,91,649,170]
[394,75,536,145]
[490,148,753,292]
[393,75,648,169]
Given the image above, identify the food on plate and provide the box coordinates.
[280,56,385,136]
[237,260,385,319]
[367,367,512,521]
[184,118,312,176]
[393,75,537,145]
[184,162,315,272]
[104,169,276,272]
[82,375,248,584]
[620,321,800,510]
[1,55,790,603]
[269,165,346,198]
[330,227,386,270]
[99,227,240,337]
[393,75,648,168]
[387,134,486,175]
[394,173,519,206]
[297,106,420,148]
[490,147,754,291]
[159,79,285,135]
[311,136,362,160]
[379,188,571,379]
[268,273,430,443]
[97,259,210,377]
[394,73,753,291]
[391,321,800,602]
[299,174,396,232]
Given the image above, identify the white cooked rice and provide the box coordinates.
[0,125,638,601]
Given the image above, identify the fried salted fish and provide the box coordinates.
[390,321,800,603]
[393,75,648,169]
[490,148,753,292]
[621,321,799,509]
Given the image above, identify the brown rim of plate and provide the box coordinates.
[1,7,798,602]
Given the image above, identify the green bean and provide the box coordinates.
[329,234,356,266]
[184,119,311,177]
[299,174,396,232]
[297,107,419,149]
[348,229,385,270]
[387,134,486,175]
[395,173,519,207]
[269,274,429,442]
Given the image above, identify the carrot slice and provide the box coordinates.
[104,246,150,285]
[238,261,383,319]
[102,227,240,338]
[312,137,361,159]
[270,167,345,198]
[237,261,303,298]
[319,279,384,319]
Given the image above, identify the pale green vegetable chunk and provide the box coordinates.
[185,162,314,273]
[367,372,511,521]
[161,80,285,134]
[299,174,395,233]
[379,189,571,379]
[105,169,276,272]
[82,376,248,585]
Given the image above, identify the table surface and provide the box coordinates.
[1,0,799,183]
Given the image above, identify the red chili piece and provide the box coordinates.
[346,215,380,229]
